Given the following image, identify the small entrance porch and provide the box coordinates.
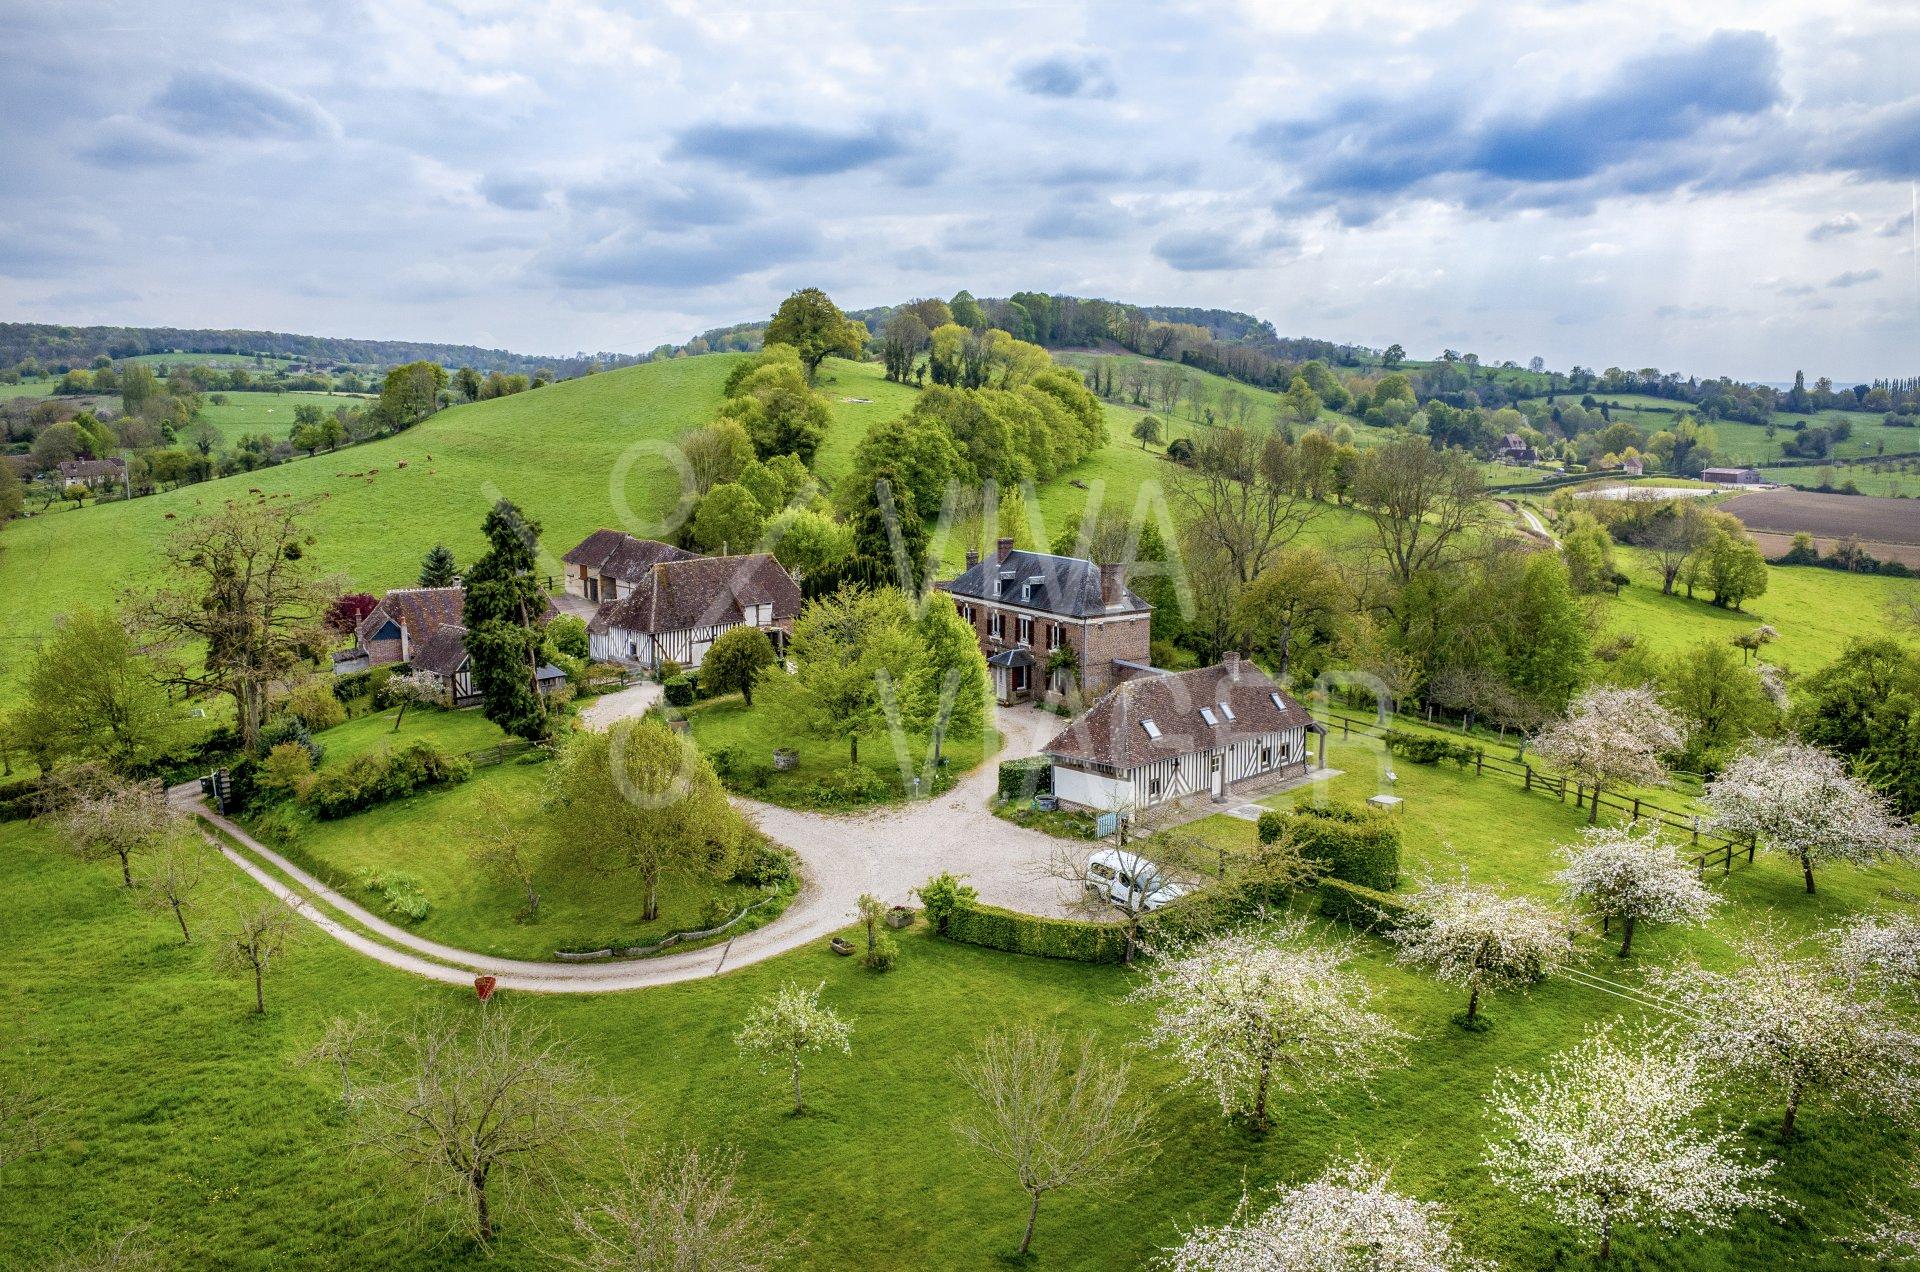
[986,647,1036,705]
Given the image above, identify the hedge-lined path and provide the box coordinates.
[167,704,1077,994]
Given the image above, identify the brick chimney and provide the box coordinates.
[1099,562,1126,606]
[965,547,979,569]
[996,536,1015,562]
[1222,650,1241,679]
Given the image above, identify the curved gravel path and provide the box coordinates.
[176,704,1081,994]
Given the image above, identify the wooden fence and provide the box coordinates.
[459,739,537,768]
[1312,704,1758,879]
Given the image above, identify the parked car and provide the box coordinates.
[1084,847,1190,913]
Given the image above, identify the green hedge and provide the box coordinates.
[1257,801,1401,891]
[997,756,1052,800]
[1317,877,1413,929]
[1380,728,1481,768]
[946,901,1130,964]
[303,741,471,820]
[0,775,48,823]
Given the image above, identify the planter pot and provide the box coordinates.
[772,748,799,772]
[829,937,855,956]
[1034,795,1059,812]
[885,906,916,929]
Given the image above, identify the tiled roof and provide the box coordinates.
[56,457,127,479]
[411,623,469,677]
[562,529,694,580]
[940,548,1148,618]
[1044,658,1313,771]
[589,554,801,636]
[355,586,466,647]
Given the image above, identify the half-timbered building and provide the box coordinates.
[586,553,801,671]
[1043,654,1326,813]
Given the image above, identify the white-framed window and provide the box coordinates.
[1147,775,1163,801]
[989,611,1004,639]
[1260,743,1273,770]
[1017,616,1033,646]
[1048,623,1063,650]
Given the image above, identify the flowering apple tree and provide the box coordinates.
[1704,739,1914,895]
[1532,687,1686,825]
[1554,822,1719,957]
[1390,875,1576,1028]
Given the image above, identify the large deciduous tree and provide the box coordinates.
[545,715,743,922]
[1487,1025,1779,1261]
[1351,438,1490,586]
[1163,1157,1488,1272]
[1533,686,1686,824]
[1235,547,1346,685]
[1134,920,1408,1134]
[54,772,179,888]
[766,585,915,765]
[702,625,777,706]
[139,500,335,754]
[953,1027,1157,1257]
[763,289,866,383]
[17,607,189,774]
[1652,929,1920,1138]
[1554,823,1718,957]
[1167,425,1320,588]
[1390,876,1576,1028]
[463,499,551,742]
[1704,738,1914,894]
[903,591,988,764]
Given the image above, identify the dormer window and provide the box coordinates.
[1218,702,1236,721]
[1140,719,1161,740]
[1199,707,1218,726]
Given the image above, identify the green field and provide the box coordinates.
[1758,458,1920,496]
[7,716,1917,1268]
[193,389,374,446]
[122,352,309,371]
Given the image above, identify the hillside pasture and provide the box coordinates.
[194,389,374,447]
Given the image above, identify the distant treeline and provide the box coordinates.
[0,322,641,379]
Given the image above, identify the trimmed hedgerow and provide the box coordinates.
[1257,801,1401,892]
[1317,877,1413,929]
[997,756,1053,801]
[945,902,1131,964]
[1379,729,1481,768]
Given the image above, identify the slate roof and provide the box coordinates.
[56,457,127,480]
[940,549,1148,618]
[1044,658,1314,772]
[589,554,801,636]
[562,529,695,581]
[355,586,465,647]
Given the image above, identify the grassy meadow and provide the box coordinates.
[6,718,1918,1268]
[195,389,374,447]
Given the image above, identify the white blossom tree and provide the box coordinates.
[1532,687,1686,825]
[55,772,179,888]
[1831,913,1920,994]
[1705,739,1914,894]
[953,1026,1159,1257]
[1133,919,1409,1134]
[1651,929,1920,1138]
[1554,823,1718,957]
[1390,876,1577,1029]
[735,981,851,1116]
[1161,1156,1490,1271]
[1486,1024,1780,1261]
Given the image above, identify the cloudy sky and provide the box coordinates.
[2,0,1917,380]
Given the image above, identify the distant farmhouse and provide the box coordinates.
[937,538,1152,705]
[1043,653,1325,813]
[56,457,127,489]
[1701,466,1764,485]
[1496,433,1537,464]
[568,530,800,672]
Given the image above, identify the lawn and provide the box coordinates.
[6,745,1917,1269]
[1600,545,1914,673]
[311,703,513,768]
[683,691,1000,807]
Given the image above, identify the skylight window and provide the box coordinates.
[1199,707,1218,726]
[1219,702,1236,721]
[1269,692,1285,709]
[1140,719,1162,739]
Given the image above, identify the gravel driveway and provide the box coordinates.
[181,702,1092,993]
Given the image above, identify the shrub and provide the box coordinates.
[1380,728,1481,768]
[868,932,899,972]
[259,714,323,766]
[547,614,589,660]
[1258,802,1401,891]
[945,901,1130,963]
[358,868,431,921]
[248,804,304,849]
[334,664,393,707]
[997,756,1052,801]
[303,741,471,819]
[655,659,683,684]
[663,676,694,707]
[915,872,979,935]
[799,768,890,807]
[259,743,315,801]
[731,837,798,888]
[282,680,346,733]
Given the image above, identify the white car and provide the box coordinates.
[1084,847,1190,913]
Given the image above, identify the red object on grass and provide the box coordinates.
[474,975,497,1002]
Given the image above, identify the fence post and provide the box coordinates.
[1558,776,1567,802]
[1475,751,1484,777]
[1523,765,1532,793]
[1691,815,1699,846]
[1341,716,1349,739]
[1725,841,1733,876]
[1749,834,1758,864]
[1631,797,1640,823]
